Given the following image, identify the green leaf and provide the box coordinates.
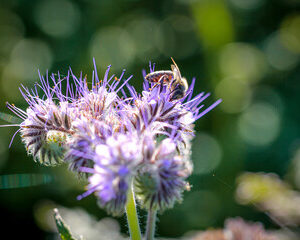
[53,208,81,240]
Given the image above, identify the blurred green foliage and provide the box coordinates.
[0,0,300,239]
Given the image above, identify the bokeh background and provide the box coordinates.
[0,0,300,239]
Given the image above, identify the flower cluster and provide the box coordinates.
[4,59,221,215]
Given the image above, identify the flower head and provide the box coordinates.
[5,60,131,167]
[135,137,191,211]
[19,100,76,165]
[1,59,221,216]
[79,133,142,216]
[122,63,222,147]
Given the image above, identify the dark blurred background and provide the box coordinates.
[0,0,300,239]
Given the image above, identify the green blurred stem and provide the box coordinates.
[145,208,157,240]
[125,183,142,240]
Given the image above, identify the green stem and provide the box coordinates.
[125,183,142,240]
[145,208,157,240]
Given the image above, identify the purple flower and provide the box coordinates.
[79,133,142,216]
[135,137,191,210]
[4,59,131,167]
[122,62,221,146]
[65,117,105,174]
[1,59,221,215]
[19,100,76,166]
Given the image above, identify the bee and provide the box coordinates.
[145,58,188,101]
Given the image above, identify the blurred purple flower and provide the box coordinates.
[78,133,142,215]
[192,217,278,240]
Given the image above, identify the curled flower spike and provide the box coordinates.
[79,133,143,216]
[123,84,194,142]
[20,100,76,166]
[3,59,132,167]
[122,63,222,146]
[66,108,119,173]
[65,117,99,174]
[75,86,118,122]
[135,137,191,211]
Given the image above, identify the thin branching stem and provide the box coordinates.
[145,207,157,240]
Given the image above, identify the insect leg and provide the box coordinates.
[149,75,169,91]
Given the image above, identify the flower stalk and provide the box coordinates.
[145,208,157,240]
[125,182,142,240]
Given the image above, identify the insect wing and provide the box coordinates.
[145,71,173,83]
[171,64,182,81]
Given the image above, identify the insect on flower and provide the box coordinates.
[145,57,188,101]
